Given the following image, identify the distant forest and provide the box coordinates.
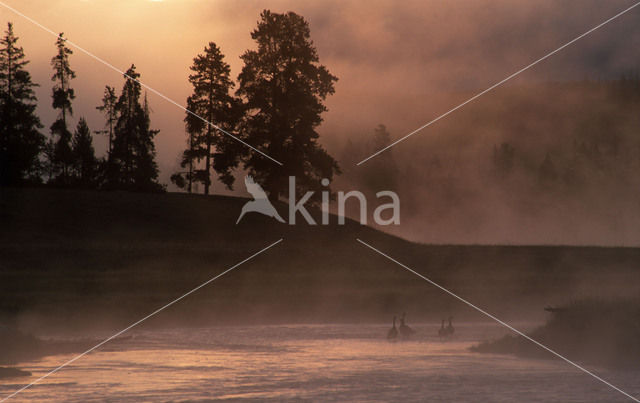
[0,10,340,199]
[346,77,640,194]
[342,78,640,242]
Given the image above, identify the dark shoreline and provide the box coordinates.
[2,187,640,330]
[471,299,640,370]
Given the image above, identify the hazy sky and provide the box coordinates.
[2,0,640,245]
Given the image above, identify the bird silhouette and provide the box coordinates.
[446,316,455,336]
[438,319,447,339]
[399,312,415,338]
[438,317,455,339]
[236,176,286,224]
[387,316,398,340]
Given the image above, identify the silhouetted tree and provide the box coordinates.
[236,10,340,200]
[174,42,241,194]
[362,124,398,191]
[50,32,75,184]
[0,22,44,185]
[96,85,117,161]
[170,170,188,191]
[72,117,97,187]
[110,65,161,191]
[42,137,55,182]
[171,128,197,193]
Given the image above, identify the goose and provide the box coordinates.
[387,316,398,340]
[438,319,447,338]
[446,316,455,336]
[399,312,415,338]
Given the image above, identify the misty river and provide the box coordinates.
[1,323,638,402]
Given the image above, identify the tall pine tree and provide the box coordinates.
[171,128,195,193]
[110,65,161,191]
[0,22,44,185]
[42,136,56,182]
[96,85,117,162]
[237,10,339,200]
[174,42,240,194]
[72,117,97,187]
[50,32,75,184]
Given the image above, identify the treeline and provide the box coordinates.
[343,78,640,198]
[0,10,341,198]
[0,23,161,191]
[486,78,640,193]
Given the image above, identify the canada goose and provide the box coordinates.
[387,316,398,340]
[399,312,415,338]
[446,316,455,336]
[438,319,447,338]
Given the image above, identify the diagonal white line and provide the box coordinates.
[0,0,283,166]
[357,1,640,165]
[356,238,640,403]
[0,238,283,402]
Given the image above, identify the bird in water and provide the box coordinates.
[446,316,455,336]
[438,317,455,339]
[438,319,447,339]
[387,316,398,340]
[399,312,415,339]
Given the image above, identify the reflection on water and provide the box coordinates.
[1,323,638,402]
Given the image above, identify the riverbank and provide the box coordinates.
[471,299,640,369]
[2,187,639,331]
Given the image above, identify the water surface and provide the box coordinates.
[1,323,638,402]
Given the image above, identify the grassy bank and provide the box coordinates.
[1,187,639,332]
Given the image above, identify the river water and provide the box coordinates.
[1,323,639,402]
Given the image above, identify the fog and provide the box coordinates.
[340,81,640,246]
[2,0,640,245]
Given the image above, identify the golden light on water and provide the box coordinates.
[4,324,616,402]
[0,323,637,402]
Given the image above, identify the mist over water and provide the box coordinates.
[2,324,639,402]
[336,82,640,246]
[2,1,640,401]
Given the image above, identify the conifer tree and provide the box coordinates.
[175,42,240,194]
[110,65,161,191]
[42,137,55,182]
[72,117,96,187]
[171,129,195,193]
[50,32,75,183]
[0,22,44,185]
[237,11,339,200]
[96,85,117,161]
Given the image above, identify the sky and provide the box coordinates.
[1,0,640,245]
